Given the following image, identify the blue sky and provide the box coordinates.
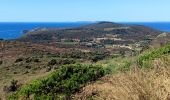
[0,0,169,22]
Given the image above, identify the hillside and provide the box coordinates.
[18,22,163,58]
[0,40,110,99]
[0,22,169,100]
[74,43,170,100]
[8,41,170,100]
[19,22,161,42]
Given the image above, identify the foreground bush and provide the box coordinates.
[138,43,170,68]
[9,64,105,99]
[74,59,170,100]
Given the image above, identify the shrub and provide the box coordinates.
[3,79,20,93]
[34,58,40,63]
[9,64,105,99]
[48,59,57,66]
[90,52,109,62]
[25,65,32,69]
[15,58,24,63]
[137,43,170,68]
[48,58,76,66]
[25,57,32,63]
[59,59,76,65]
[0,61,2,65]
[119,60,132,71]
[70,51,86,59]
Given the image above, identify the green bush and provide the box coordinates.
[90,51,109,62]
[119,60,132,71]
[137,43,170,68]
[9,64,105,99]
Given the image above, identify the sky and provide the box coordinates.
[0,0,169,22]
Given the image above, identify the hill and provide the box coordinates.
[0,22,169,100]
[8,41,170,100]
[17,22,163,57]
[19,22,161,42]
[74,43,170,100]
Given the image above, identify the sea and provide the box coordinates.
[0,22,170,40]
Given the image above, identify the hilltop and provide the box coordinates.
[18,22,163,57]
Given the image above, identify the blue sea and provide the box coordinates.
[0,22,91,40]
[0,22,170,40]
[123,22,170,32]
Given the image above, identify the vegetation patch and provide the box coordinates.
[0,60,3,65]
[8,64,105,99]
[138,43,170,68]
[15,58,24,63]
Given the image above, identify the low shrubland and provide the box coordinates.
[74,60,170,100]
[5,42,170,100]
[74,43,170,100]
[8,64,105,99]
[138,43,170,68]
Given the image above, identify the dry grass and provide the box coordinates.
[74,56,170,100]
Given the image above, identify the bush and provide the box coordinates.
[48,58,76,66]
[9,64,105,99]
[3,79,20,93]
[70,51,86,59]
[34,58,40,63]
[119,61,132,71]
[138,43,170,68]
[25,65,31,69]
[25,57,32,63]
[58,59,75,65]
[0,61,2,65]
[15,58,23,63]
[48,59,57,66]
[90,52,110,62]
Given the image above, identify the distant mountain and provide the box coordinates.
[19,22,161,42]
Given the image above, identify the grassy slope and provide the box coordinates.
[8,43,170,100]
[74,43,170,100]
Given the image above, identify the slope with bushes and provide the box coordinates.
[5,41,170,100]
[137,43,170,68]
[74,43,170,100]
[9,64,105,100]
